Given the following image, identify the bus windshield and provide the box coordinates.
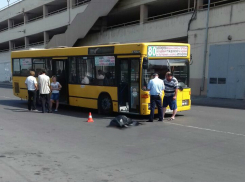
[142,59,189,90]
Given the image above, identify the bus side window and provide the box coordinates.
[13,59,20,75]
[77,57,94,85]
[69,57,77,84]
[94,56,116,86]
[20,58,32,76]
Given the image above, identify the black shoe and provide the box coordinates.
[147,120,153,122]
[158,119,163,122]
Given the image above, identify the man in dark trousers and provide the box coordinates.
[38,70,51,113]
[25,71,38,111]
[147,73,165,122]
[163,72,178,121]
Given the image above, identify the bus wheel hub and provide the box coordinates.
[102,98,111,110]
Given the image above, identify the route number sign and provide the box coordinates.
[148,46,188,57]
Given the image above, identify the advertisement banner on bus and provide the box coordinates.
[95,56,115,66]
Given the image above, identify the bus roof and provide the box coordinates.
[11,42,191,59]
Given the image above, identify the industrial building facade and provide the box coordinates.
[0,0,244,99]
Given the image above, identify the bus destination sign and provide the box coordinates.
[148,46,188,57]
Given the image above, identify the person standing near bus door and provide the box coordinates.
[38,69,51,113]
[163,72,178,121]
[147,73,165,122]
[25,71,38,111]
[50,76,62,112]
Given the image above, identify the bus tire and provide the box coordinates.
[98,93,113,115]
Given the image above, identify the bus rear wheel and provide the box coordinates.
[98,94,112,115]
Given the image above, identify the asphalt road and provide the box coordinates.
[0,87,244,182]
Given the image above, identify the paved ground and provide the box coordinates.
[0,87,244,182]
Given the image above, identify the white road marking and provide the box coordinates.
[0,96,16,100]
[164,121,245,137]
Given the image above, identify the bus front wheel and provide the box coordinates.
[98,94,112,115]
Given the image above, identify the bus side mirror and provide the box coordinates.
[143,57,148,69]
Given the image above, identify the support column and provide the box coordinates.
[9,41,14,51]
[140,4,148,24]
[71,0,76,8]
[8,19,13,29]
[24,13,29,24]
[101,17,107,33]
[67,0,71,24]
[25,37,29,49]
[197,0,203,9]
[67,0,71,9]
[43,5,48,17]
[44,31,49,45]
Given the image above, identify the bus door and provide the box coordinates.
[118,58,140,113]
[52,58,68,104]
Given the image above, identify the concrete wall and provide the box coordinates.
[0,52,12,82]
[0,4,88,44]
[0,0,55,22]
[47,0,119,48]
[188,1,245,96]
[79,13,192,46]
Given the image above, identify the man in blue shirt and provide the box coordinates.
[147,73,165,122]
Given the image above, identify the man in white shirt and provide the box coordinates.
[147,73,165,122]
[38,69,51,113]
[25,71,38,111]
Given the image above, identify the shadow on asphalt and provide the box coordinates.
[0,85,12,89]
[0,99,179,121]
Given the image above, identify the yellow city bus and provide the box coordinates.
[11,42,191,115]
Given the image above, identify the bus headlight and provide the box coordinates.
[148,103,151,110]
[182,100,189,106]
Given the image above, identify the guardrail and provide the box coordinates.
[201,0,244,9]
[47,7,67,17]
[105,7,194,30]
[0,27,8,33]
[13,45,25,50]
[0,49,9,53]
[27,41,45,47]
[12,22,24,28]
[73,0,91,8]
[27,15,43,23]
[0,0,23,12]
[147,8,194,22]
[106,20,140,30]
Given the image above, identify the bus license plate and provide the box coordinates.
[166,109,172,113]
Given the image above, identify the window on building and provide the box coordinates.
[218,78,226,84]
[77,57,94,85]
[210,78,217,84]
[95,56,116,86]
